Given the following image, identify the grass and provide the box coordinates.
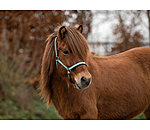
[0,97,62,120]
[133,113,146,120]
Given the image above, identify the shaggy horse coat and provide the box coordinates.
[39,25,150,119]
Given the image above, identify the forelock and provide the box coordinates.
[64,26,89,61]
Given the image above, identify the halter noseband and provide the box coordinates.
[54,37,87,84]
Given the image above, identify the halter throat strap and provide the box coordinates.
[54,37,87,84]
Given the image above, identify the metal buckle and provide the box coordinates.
[67,69,71,74]
[56,56,59,61]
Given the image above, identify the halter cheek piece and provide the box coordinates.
[54,37,87,85]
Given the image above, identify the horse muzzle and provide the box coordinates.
[75,76,92,90]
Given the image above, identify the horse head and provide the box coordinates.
[56,25,92,90]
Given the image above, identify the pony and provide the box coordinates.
[39,24,150,119]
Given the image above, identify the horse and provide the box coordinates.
[39,24,150,119]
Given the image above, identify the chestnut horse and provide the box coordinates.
[39,24,150,119]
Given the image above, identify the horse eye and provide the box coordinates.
[63,50,69,55]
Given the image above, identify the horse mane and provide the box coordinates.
[39,25,90,107]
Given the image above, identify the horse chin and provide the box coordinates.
[75,81,90,90]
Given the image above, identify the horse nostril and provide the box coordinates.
[81,76,87,85]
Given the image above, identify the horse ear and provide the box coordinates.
[59,26,66,39]
[77,25,83,33]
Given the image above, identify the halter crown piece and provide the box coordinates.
[54,37,87,84]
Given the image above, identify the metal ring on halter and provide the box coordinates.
[56,56,59,60]
[67,69,71,74]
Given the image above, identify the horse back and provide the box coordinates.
[106,47,150,75]
[128,47,150,76]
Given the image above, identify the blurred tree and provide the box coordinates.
[111,11,145,53]
[0,11,92,59]
[90,10,148,55]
